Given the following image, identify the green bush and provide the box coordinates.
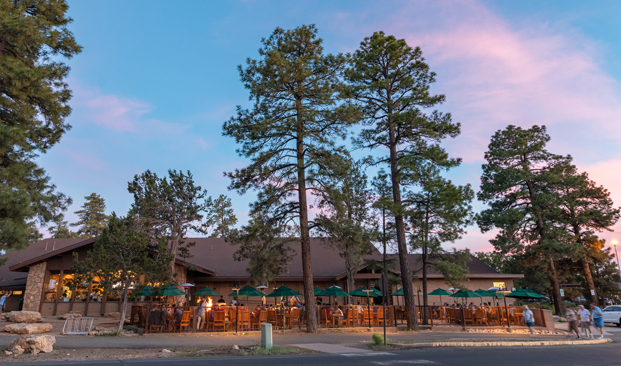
[372,333,384,345]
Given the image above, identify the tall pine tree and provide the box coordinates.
[407,174,474,323]
[314,158,377,297]
[71,193,109,237]
[205,194,238,238]
[223,25,358,333]
[0,0,80,257]
[346,32,460,329]
[478,125,575,315]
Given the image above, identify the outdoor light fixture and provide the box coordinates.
[232,281,241,334]
[613,240,621,274]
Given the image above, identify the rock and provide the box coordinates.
[161,348,171,353]
[105,312,121,318]
[58,312,82,320]
[4,323,53,335]
[7,311,43,323]
[4,350,12,355]
[8,335,55,354]
[232,345,239,350]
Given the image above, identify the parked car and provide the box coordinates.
[602,305,621,326]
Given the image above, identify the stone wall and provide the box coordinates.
[173,264,187,304]
[22,262,46,312]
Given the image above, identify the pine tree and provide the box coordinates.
[228,213,295,286]
[71,193,109,237]
[407,174,474,323]
[314,159,377,297]
[222,25,358,333]
[205,195,238,238]
[128,170,211,281]
[48,215,79,238]
[477,125,576,315]
[71,214,170,334]
[553,163,620,305]
[346,32,460,329]
[0,0,81,256]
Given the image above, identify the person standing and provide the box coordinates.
[0,291,12,314]
[566,307,581,339]
[522,305,535,336]
[590,303,605,339]
[197,299,207,330]
[578,305,592,339]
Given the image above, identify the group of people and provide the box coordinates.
[566,303,605,339]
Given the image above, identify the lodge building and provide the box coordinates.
[0,238,523,315]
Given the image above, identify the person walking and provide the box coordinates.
[566,306,581,339]
[197,298,207,331]
[522,305,535,336]
[591,303,605,339]
[578,305,592,339]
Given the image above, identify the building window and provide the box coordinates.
[44,272,60,302]
[493,282,506,290]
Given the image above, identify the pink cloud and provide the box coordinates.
[364,0,621,163]
[70,83,186,134]
[85,95,150,132]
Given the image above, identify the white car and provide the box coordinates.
[602,306,621,326]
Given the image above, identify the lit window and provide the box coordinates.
[493,282,506,290]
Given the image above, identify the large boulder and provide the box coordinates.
[8,335,55,355]
[7,311,43,323]
[105,312,121,318]
[4,323,53,335]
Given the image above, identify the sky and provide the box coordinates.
[38,0,621,252]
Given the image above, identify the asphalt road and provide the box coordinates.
[7,344,621,366]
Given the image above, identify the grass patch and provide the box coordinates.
[243,346,310,356]
[176,345,313,358]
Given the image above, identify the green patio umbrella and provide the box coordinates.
[194,287,220,297]
[159,285,186,297]
[349,287,382,297]
[428,288,452,305]
[321,286,351,298]
[390,288,404,296]
[265,285,302,298]
[136,285,159,297]
[506,289,546,299]
[349,287,382,329]
[314,287,326,296]
[450,289,482,305]
[228,285,265,297]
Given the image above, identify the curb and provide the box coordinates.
[403,338,612,347]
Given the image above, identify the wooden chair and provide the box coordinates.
[362,309,374,327]
[475,309,488,325]
[212,310,226,332]
[267,309,278,327]
[319,308,332,328]
[252,310,268,330]
[174,311,192,332]
[287,308,301,329]
[343,308,355,327]
[240,310,251,331]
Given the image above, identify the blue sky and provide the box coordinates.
[39,0,621,252]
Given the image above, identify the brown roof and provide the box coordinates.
[0,238,89,290]
[3,237,521,285]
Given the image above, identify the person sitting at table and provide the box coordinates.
[230,299,237,306]
[217,296,226,305]
[251,307,261,323]
[174,302,184,323]
[334,306,344,321]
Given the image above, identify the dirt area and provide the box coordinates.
[0,345,315,363]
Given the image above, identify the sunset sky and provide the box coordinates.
[40,0,621,252]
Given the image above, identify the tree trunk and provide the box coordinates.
[422,255,429,325]
[169,237,179,282]
[548,257,565,316]
[296,112,317,333]
[346,265,356,305]
[388,123,418,331]
[117,281,130,335]
[580,258,598,306]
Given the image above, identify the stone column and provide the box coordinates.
[23,262,47,312]
[173,264,187,304]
